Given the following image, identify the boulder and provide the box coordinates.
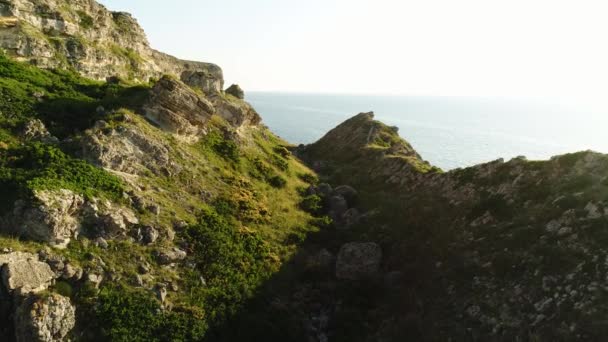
[0,252,55,295]
[10,189,84,248]
[336,242,382,280]
[213,96,261,127]
[155,248,187,265]
[140,226,159,244]
[332,185,358,207]
[14,293,76,342]
[225,84,245,99]
[328,195,348,221]
[341,208,361,228]
[181,70,224,94]
[144,76,215,137]
[21,119,58,144]
[82,122,175,176]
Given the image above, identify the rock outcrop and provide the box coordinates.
[2,188,138,247]
[9,189,84,248]
[0,0,223,83]
[144,76,215,137]
[14,293,76,342]
[225,84,245,99]
[81,116,177,176]
[0,252,55,294]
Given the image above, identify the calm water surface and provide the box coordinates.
[248,92,608,170]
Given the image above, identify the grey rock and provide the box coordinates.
[94,237,109,249]
[332,185,358,207]
[181,70,223,94]
[225,84,245,99]
[142,226,159,244]
[22,119,58,144]
[0,252,55,295]
[316,183,333,198]
[155,248,187,265]
[144,76,215,137]
[336,242,382,280]
[14,293,76,342]
[155,284,168,303]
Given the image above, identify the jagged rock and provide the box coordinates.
[585,202,602,219]
[94,237,109,249]
[141,226,159,244]
[83,199,139,238]
[155,284,168,303]
[181,70,223,94]
[336,242,382,280]
[14,293,75,342]
[0,252,55,295]
[82,122,176,176]
[61,263,83,281]
[225,84,245,99]
[7,189,84,248]
[212,95,261,127]
[85,272,104,289]
[155,248,187,265]
[144,76,215,137]
[21,119,58,144]
[147,204,161,216]
[332,185,358,207]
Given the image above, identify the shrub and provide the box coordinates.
[297,172,318,184]
[268,175,287,188]
[301,195,322,214]
[182,207,274,326]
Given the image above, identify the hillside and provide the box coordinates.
[2,1,608,342]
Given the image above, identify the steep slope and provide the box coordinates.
[298,112,608,341]
[0,47,319,341]
[0,0,222,83]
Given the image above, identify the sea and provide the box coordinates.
[248,93,608,170]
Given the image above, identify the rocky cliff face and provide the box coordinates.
[0,0,223,83]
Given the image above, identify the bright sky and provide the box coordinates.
[98,0,608,98]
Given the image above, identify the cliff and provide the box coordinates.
[0,0,223,84]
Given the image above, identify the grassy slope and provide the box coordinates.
[0,54,323,341]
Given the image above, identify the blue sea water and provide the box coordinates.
[248,92,608,170]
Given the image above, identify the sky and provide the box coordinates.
[98,0,608,99]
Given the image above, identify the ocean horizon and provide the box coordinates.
[249,92,608,170]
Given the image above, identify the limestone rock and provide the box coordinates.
[212,95,261,127]
[82,121,175,176]
[22,119,58,144]
[10,189,84,248]
[155,248,187,265]
[225,84,245,99]
[0,0,223,83]
[14,293,76,342]
[0,252,55,294]
[181,70,224,94]
[336,242,382,280]
[144,76,215,137]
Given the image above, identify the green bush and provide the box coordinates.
[0,143,124,213]
[268,175,287,188]
[92,286,208,341]
[182,207,274,326]
[297,172,318,185]
[300,195,322,214]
